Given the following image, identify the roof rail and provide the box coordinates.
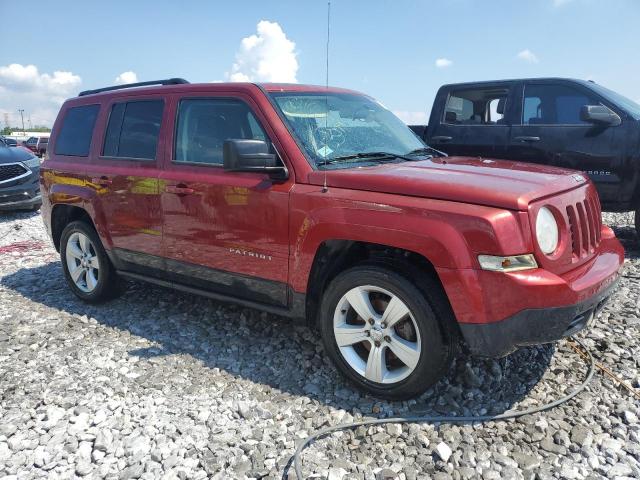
[78,78,190,97]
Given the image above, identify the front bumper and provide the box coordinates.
[0,169,41,210]
[460,275,618,357]
[439,228,624,358]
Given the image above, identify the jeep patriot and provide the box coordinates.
[40,78,624,399]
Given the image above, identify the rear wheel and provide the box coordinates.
[60,221,121,303]
[319,264,455,399]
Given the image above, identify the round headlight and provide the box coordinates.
[536,207,559,255]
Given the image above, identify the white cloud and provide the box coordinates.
[516,49,539,63]
[393,110,428,125]
[115,71,138,84]
[227,20,298,83]
[0,63,82,127]
[435,58,453,69]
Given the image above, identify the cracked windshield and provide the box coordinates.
[271,93,426,168]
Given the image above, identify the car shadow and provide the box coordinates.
[0,209,40,225]
[1,261,559,420]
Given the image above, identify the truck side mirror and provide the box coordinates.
[580,105,621,126]
[223,139,288,180]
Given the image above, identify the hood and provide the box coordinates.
[306,156,588,211]
[0,145,36,165]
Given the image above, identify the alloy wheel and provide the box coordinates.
[65,232,100,293]
[333,285,421,384]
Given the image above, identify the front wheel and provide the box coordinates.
[319,264,455,399]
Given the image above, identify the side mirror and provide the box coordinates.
[580,105,621,126]
[223,139,287,180]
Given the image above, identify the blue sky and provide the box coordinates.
[1,0,639,126]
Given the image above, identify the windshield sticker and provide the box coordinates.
[317,145,333,158]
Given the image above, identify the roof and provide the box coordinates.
[440,77,594,89]
[75,78,362,100]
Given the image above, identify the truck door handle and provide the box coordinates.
[431,136,453,142]
[514,136,541,143]
[91,176,112,186]
[166,184,195,195]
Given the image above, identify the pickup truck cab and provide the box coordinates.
[413,78,640,236]
[41,79,623,399]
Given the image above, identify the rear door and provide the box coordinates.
[426,83,517,158]
[159,92,291,307]
[507,81,630,207]
[85,96,166,273]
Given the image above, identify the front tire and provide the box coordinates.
[319,264,455,400]
[60,221,121,303]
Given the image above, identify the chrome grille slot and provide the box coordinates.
[0,163,28,182]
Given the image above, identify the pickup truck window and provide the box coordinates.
[270,92,424,169]
[443,88,509,125]
[523,84,599,125]
[174,98,268,166]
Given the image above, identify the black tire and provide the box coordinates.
[60,220,121,303]
[319,263,456,400]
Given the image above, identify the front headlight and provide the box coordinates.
[22,156,41,169]
[536,206,559,255]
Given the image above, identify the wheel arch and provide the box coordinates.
[303,239,459,337]
[51,204,99,252]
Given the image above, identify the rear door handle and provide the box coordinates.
[166,184,195,195]
[514,136,541,143]
[91,176,112,186]
[431,136,453,142]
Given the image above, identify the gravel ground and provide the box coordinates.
[0,210,638,480]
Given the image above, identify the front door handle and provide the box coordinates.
[91,176,112,186]
[431,136,453,142]
[166,184,195,195]
[514,136,541,143]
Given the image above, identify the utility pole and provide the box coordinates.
[17,109,25,134]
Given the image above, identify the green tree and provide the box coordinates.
[1,126,12,136]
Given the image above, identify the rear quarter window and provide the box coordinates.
[54,104,100,156]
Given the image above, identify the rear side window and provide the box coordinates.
[103,100,164,160]
[523,84,599,125]
[55,105,100,156]
[444,88,509,125]
[174,98,268,165]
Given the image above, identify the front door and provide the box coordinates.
[507,81,630,208]
[159,94,291,307]
[86,98,166,272]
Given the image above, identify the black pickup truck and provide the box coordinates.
[411,78,640,235]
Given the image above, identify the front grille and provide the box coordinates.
[566,189,602,259]
[0,163,28,182]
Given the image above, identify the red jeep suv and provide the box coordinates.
[40,79,624,399]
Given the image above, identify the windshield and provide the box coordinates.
[589,83,640,120]
[270,92,425,169]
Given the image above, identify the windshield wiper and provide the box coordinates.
[323,151,414,165]
[406,146,445,157]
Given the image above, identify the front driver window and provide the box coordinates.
[174,98,268,165]
[523,84,600,125]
